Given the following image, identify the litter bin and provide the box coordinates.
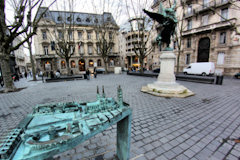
[216,75,224,85]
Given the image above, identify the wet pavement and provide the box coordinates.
[0,73,240,160]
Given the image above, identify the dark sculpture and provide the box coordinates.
[143,0,177,50]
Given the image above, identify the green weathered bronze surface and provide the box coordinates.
[0,86,132,160]
[143,0,177,50]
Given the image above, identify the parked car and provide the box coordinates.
[153,68,160,73]
[234,72,240,79]
[96,68,105,73]
[183,62,215,76]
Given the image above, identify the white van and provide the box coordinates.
[183,62,215,76]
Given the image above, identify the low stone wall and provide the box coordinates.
[45,75,84,83]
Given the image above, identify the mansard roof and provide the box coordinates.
[37,7,118,27]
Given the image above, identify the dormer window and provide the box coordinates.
[77,17,81,22]
[57,16,62,21]
[67,16,72,21]
[86,18,90,22]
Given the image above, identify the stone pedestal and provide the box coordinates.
[141,51,194,98]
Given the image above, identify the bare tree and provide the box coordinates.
[26,35,37,81]
[0,0,56,92]
[125,0,154,74]
[94,16,119,73]
[91,0,121,74]
[23,1,37,81]
[171,0,186,74]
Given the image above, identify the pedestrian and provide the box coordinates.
[42,71,45,83]
[15,73,19,81]
[50,71,54,79]
[24,71,27,79]
[39,71,43,77]
[29,71,32,77]
[94,67,97,78]
[86,68,90,80]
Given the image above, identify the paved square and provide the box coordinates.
[0,74,240,160]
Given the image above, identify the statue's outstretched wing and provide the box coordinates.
[143,9,168,24]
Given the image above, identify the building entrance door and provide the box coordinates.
[197,37,210,62]
[45,61,52,71]
[79,59,85,71]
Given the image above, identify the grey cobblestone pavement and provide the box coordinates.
[0,73,240,160]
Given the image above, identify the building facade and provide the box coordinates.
[120,18,152,70]
[152,0,240,75]
[34,8,120,75]
[118,31,127,69]
[12,37,27,74]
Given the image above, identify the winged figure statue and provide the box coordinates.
[143,0,177,50]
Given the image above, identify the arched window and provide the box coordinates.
[61,60,66,69]
[97,59,102,66]
[71,60,76,68]
[89,59,94,67]
[79,59,85,71]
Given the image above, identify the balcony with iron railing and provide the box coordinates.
[35,54,56,59]
[184,9,197,18]
[196,1,216,13]
[215,0,232,7]
[182,18,236,36]
[108,52,119,56]
[184,0,232,18]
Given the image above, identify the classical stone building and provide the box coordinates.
[151,0,240,75]
[34,8,120,75]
